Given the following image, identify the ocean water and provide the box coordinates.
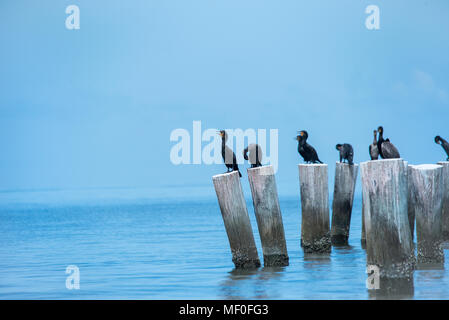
[1,187,449,300]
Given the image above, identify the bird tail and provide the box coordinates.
[238,170,242,178]
[243,147,249,160]
[317,159,323,164]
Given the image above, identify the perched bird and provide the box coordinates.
[243,144,263,168]
[296,130,323,164]
[336,143,354,165]
[377,126,400,159]
[435,136,449,161]
[218,130,242,177]
[369,130,379,160]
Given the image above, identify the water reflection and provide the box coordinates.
[416,262,445,270]
[368,277,414,300]
[332,244,355,253]
[258,266,286,281]
[416,269,445,280]
[218,266,286,299]
[303,254,331,268]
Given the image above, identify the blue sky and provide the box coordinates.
[0,1,448,196]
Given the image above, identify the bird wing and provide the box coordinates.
[369,144,379,160]
[258,144,263,157]
[224,146,236,165]
[254,144,263,164]
[382,141,400,159]
[306,144,319,161]
[442,141,449,156]
[345,144,354,156]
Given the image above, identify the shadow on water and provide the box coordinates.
[218,266,286,299]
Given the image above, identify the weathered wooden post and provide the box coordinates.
[331,162,359,245]
[361,193,366,248]
[407,165,417,241]
[247,165,289,267]
[360,159,415,281]
[437,161,449,241]
[298,164,331,254]
[213,171,261,268]
[410,164,444,265]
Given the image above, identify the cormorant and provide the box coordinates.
[336,143,354,165]
[218,130,242,177]
[377,126,400,159]
[296,130,323,164]
[369,130,379,160]
[435,136,449,161]
[243,144,263,168]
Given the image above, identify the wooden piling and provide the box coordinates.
[247,165,289,267]
[298,164,331,254]
[331,162,359,245]
[360,159,415,279]
[437,161,449,241]
[361,193,366,248]
[410,164,444,265]
[213,171,261,268]
[407,165,416,241]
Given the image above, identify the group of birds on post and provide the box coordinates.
[368,126,400,160]
[218,130,262,178]
[217,127,449,177]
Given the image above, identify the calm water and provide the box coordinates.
[1,188,449,300]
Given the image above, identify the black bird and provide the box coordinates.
[336,143,354,165]
[369,130,379,160]
[296,130,323,164]
[435,136,449,161]
[218,130,242,177]
[377,126,400,159]
[243,144,263,168]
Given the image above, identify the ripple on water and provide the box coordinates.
[1,195,449,299]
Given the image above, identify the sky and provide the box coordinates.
[0,0,448,197]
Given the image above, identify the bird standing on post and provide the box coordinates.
[369,130,379,160]
[296,130,323,164]
[435,136,449,161]
[218,130,242,177]
[377,126,400,159]
[336,143,354,165]
[243,144,263,168]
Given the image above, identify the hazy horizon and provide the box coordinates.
[1,1,448,197]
